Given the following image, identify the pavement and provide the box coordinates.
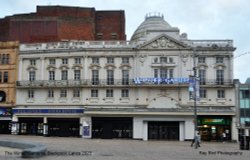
[0,134,250,160]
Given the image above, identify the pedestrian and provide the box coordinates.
[191,133,201,147]
[222,132,226,143]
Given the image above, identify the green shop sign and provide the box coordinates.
[198,118,230,125]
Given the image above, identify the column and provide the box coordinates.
[82,116,92,138]
[142,121,148,141]
[18,58,23,80]
[179,121,185,141]
[40,57,45,80]
[43,117,48,137]
[84,56,88,79]
[231,116,238,141]
[11,116,19,135]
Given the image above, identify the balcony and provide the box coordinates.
[16,78,234,88]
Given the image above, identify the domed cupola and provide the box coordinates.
[130,13,180,44]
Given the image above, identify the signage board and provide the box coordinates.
[12,108,84,114]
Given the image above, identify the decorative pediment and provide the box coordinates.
[119,64,132,70]
[72,64,83,70]
[139,34,188,50]
[104,64,117,70]
[46,65,57,70]
[89,64,101,70]
[26,65,37,71]
[59,64,69,70]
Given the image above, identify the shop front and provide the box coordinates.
[92,117,133,139]
[12,108,84,137]
[198,116,231,141]
[0,108,12,134]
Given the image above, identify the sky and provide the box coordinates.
[1,0,250,83]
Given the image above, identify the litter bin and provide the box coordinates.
[246,136,250,150]
[239,136,245,150]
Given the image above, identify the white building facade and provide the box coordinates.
[13,14,237,141]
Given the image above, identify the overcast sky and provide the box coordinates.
[1,0,250,83]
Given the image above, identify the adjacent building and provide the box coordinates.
[0,5,126,43]
[13,14,237,141]
[0,41,18,134]
[236,78,250,139]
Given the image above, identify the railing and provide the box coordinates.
[20,40,133,52]
[190,40,233,48]
[16,78,234,88]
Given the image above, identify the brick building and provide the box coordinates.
[0,41,18,134]
[0,6,126,43]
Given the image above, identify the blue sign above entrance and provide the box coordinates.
[12,108,84,114]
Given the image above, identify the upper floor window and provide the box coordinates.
[122,57,129,64]
[29,71,36,81]
[160,57,167,63]
[28,90,34,98]
[169,57,174,63]
[199,69,206,85]
[121,89,129,98]
[198,57,206,63]
[49,59,56,65]
[3,71,8,83]
[49,71,55,81]
[61,70,68,80]
[92,70,99,85]
[122,70,129,85]
[1,54,9,64]
[74,70,81,80]
[107,57,114,64]
[200,88,207,98]
[75,58,81,64]
[60,89,67,98]
[30,59,36,66]
[111,33,117,40]
[91,89,98,98]
[216,57,224,63]
[106,89,113,97]
[107,70,114,85]
[216,70,224,85]
[217,90,225,98]
[160,69,168,78]
[48,89,54,98]
[241,90,250,99]
[73,89,80,98]
[97,33,103,40]
[92,57,99,64]
[62,58,68,65]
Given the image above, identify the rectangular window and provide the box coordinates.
[216,57,224,63]
[122,70,129,85]
[160,69,168,78]
[2,54,9,64]
[121,89,129,97]
[75,58,81,64]
[92,70,99,85]
[73,89,80,98]
[106,89,113,97]
[60,89,67,98]
[0,72,2,83]
[107,70,114,85]
[62,58,68,64]
[92,57,99,64]
[216,70,224,85]
[198,57,206,63]
[74,70,81,80]
[107,57,114,64]
[48,89,54,98]
[49,71,55,80]
[217,90,225,98]
[29,71,36,81]
[30,59,36,66]
[28,90,34,98]
[61,70,68,80]
[199,69,206,85]
[242,90,250,99]
[160,57,167,63]
[91,89,98,97]
[122,57,129,64]
[169,69,174,78]
[200,88,207,98]
[154,69,158,78]
[169,57,174,63]
[49,59,56,65]
[3,71,8,83]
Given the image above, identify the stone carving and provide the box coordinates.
[145,37,183,49]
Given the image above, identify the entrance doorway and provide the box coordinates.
[0,120,11,134]
[19,118,43,135]
[48,118,79,137]
[148,121,179,140]
[92,117,133,139]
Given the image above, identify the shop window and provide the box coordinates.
[0,91,6,102]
